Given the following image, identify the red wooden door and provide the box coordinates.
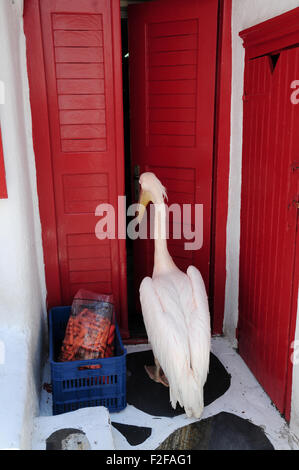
[238,47,299,415]
[24,0,128,336]
[128,0,219,310]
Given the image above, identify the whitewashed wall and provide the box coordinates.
[226,0,299,441]
[0,0,298,448]
[0,0,47,449]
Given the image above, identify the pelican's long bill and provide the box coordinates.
[137,189,152,224]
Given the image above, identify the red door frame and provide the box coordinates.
[23,0,232,338]
[24,0,129,337]
[239,6,299,420]
[210,0,232,334]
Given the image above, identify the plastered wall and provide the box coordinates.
[226,0,299,441]
[0,0,47,449]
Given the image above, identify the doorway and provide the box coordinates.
[121,2,152,338]
[121,0,220,339]
[24,0,231,341]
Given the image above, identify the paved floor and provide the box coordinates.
[36,336,299,450]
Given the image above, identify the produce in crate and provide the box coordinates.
[59,290,115,363]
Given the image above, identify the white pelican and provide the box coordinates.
[137,172,211,419]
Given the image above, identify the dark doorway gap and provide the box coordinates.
[269,52,280,72]
[121,16,147,339]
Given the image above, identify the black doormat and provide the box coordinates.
[126,349,231,417]
[111,422,152,446]
[157,412,274,450]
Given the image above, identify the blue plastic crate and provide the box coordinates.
[49,306,127,415]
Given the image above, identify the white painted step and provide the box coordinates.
[32,406,115,450]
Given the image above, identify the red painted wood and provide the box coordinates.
[0,127,8,199]
[240,7,299,59]
[24,0,128,337]
[238,43,299,417]
[128,0,219,313]
[58,94,105,110]
[54,30,104,47]
[209,0,232,334]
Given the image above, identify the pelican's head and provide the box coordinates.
[137,172,167,223]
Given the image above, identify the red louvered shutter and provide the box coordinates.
[25,0,128,336]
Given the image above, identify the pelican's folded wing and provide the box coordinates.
[186,266,211,387]
[139,276,190,409]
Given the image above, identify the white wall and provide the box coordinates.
[0,0,47,449]
[225,0,299,440]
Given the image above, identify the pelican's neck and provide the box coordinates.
[152,199,176,277]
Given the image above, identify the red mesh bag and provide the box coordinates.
[59,290,116,363]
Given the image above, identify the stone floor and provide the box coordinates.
[34,336,299,450]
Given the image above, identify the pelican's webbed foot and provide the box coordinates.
[144,359,169,387]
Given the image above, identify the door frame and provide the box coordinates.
[239,6,299,420]
[210,0,232,334]
[23,0,232,337]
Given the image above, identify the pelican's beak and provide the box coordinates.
[137,189,152,224]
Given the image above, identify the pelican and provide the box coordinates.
[137,172,211,419]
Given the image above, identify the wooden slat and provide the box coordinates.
[61,138,107,152]
[149,94,196,108]
[68,244,110,260]
[65,199,107,214]
[149,121,195,136]
[54,30,103,47]
[149,34,198,52]
[149,107,196,122]
[58,94,106,110]
[148,19,198,38]
[61,124,106,139]
[57,79,104,94]
[65,186,108,202]
[56,63,104,79]
[59,110,106,125]
[68,257,111,272]
[149,165,195,181]
[55,47,103,63]
[69,282,112,298]
[159,178,194,193]
[167,191,195,205]
[70,269,111,284]
[52,14,103,31]
[149,65,197,81]
[149,50,197,67]
[149,134,195,147]
[149,79,197,94]
[63,173,108,188]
